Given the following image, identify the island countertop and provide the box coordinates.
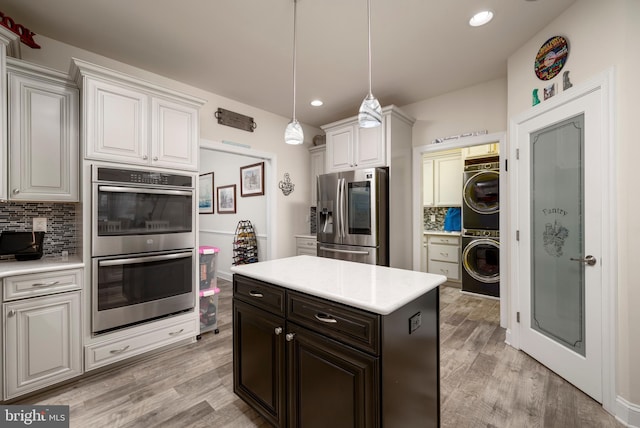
[230,255,446,315]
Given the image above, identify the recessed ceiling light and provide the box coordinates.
[469,10,494,27]
[310,99,324,107]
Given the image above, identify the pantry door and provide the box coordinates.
[514,79,610,403]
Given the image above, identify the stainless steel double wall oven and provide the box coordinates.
[91,166,196,334]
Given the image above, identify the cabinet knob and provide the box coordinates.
[12,188,19,195]
[153,156,158,161]
[8,310,16,317]
[142,155,148,160]
[274,327,283,335]
[285,332,296,342]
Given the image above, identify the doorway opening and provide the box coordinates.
[412,132,507,328]
[198,139,277,281]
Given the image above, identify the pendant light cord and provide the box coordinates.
[292,0,298,121]
[366,0,373,97]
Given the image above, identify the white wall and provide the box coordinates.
[402,77,508,147]
[507,0,640,410]
[18,35,321,260]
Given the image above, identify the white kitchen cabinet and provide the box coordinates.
[323,109,395,173]
[0,29,20,201]
[309,145,326,206]
[462,143,499,160]
[84,314,196,371]
[7,59,79,202]
[423,150,462,207]
[426,233,461,283]
[3,267,83,400]
[295,235,317,256]
[72,59,204,171]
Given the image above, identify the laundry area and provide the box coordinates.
[422,141,500,298]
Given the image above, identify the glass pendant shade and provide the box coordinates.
[358,94,382,128]
[285,119,304,145]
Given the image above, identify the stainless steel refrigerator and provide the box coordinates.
[316,167,389,265]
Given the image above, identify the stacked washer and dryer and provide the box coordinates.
[461,157,500,298]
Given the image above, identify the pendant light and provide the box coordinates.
[358,0,382,128]
[284,0,304,145]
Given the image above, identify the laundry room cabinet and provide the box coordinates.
[426,233,461,284]
[423,150,463,207]
[71,58,205,171]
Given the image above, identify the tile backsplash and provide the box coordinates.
[309,206,317,234]
[0,202,80,260]
[423,206,450,230]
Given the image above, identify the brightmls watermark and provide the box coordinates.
[0,406,69,427]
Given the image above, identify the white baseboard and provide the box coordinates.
[616,396,640,427]
[218,271,232,282]
[505,328,513,347]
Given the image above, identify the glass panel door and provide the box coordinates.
[530,114,585,356]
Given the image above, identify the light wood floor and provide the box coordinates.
[17,280,621,428]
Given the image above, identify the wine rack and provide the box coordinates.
[233,220,258,265]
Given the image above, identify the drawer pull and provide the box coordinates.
[249,291,264,298]
[274,326,283,335]
[314,313,338,324]
[169,328,184,336]
[109,345,130,354]
[440,252,449,257]
[32,281,60,287]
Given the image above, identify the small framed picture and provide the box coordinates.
[217,184,237,214]
[240,162,265,197]
[198,172,214,214]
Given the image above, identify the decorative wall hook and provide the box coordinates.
[278,173,295,196]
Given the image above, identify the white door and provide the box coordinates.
[516,88,603,402]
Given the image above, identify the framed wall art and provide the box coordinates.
[240,162,265,197]
[217,184,237,214]
[198,172,214,214]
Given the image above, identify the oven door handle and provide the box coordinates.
[98,251,193,267]
[98,185,192,196]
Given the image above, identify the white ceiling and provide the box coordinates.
[0,0,576,127]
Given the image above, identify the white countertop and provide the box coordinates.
[0,256,84,278]
[230,255,446,315]
[423,230,461,236]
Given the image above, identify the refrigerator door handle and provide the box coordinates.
[319,247,370,256]
[336,178,342,239]
[340,178,347,239]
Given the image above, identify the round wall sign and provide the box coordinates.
[534,36,569,80]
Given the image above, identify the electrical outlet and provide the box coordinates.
[33,217,47,232]
[430,214,436,222]
[409,312,422,334]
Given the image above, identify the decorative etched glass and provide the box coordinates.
[358,94,382,128]
[284,119,304,145]
[531,114,585,356]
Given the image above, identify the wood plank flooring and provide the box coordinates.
[16,280,622,427]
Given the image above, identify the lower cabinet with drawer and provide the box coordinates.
[233,274,439,427]
[426,233,461,284]
[2,268,83,400]
[295,235,317,256]
[85,313,197,371]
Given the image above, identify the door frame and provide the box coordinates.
[412,131,507,328]
[509,68,616,412]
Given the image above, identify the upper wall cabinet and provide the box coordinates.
[321,106,413,173]
[71,59,205,171]
[7,59,79,202]
[0,27,21,201]
[423,150,463,207]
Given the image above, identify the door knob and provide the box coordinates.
[570,255,597,266]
